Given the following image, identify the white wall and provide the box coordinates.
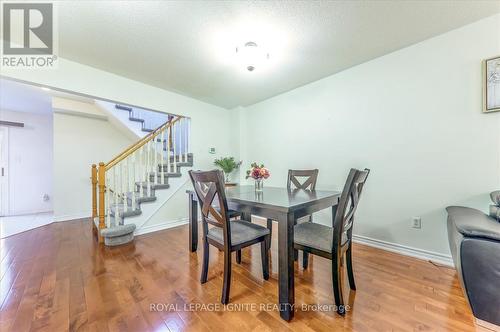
[0,110,53,215]
[1,57,238,223]
[239,14,500,256]
[52,98,134,221]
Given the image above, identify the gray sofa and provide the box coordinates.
[446,200,500,327]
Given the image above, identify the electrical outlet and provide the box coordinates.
[412,217,422,229]
[209,147,216,154]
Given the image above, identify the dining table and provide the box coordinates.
[186,185,341,321]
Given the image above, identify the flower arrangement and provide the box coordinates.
[246,162,270,180]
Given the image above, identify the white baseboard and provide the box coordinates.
[352,234,454,267]
[54,212,91,222]
[476,318,500,332]
[134,217,189,236]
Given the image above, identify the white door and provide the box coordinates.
[0,127,8,216]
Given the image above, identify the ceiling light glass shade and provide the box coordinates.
[236,42,269,72]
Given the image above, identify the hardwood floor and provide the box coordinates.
[0,218,486,331]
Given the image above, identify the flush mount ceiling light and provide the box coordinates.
[236,41,269,72]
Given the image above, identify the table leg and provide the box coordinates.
[278,212,295,321]
[189,194,198,252]
[241,212,251,222]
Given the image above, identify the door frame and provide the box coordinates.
[0,126,9,216]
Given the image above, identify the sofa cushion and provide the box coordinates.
[446,206,500,242]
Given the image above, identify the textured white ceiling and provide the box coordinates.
[57,1,500,108]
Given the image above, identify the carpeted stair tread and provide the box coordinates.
[101,224,136,246]
[135,182,170,190]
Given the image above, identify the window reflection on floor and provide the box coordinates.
[0,212,53,238]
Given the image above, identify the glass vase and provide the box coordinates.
[255,179,264,192]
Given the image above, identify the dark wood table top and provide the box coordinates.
[187,185,340,213]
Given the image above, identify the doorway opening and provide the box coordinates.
[0,79,54,238]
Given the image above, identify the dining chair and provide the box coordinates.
[266,169,319,255]
[189,170,270,304]
[200,182,244,262]
[293,168,370,315]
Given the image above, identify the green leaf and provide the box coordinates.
[214,157,240,174]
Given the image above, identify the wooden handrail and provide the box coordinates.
[97,162,106,243]
[91,164,97,218]
[105,116,182,170]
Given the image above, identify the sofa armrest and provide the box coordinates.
[446,206,500,242]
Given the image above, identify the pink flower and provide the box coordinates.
[245,162,271,180]
[260,168,270,179]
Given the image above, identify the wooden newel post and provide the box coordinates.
[91,164,97,218]
[98,162,106,243]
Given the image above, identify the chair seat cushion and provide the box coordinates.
[294,222,333,253]
[207,220,269,247]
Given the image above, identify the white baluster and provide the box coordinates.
[184,118,188,163]
[167,125,171,174]
[154,133,158,185]
[173,121,177,171]
[122,162,126,210]
[139,146,144,198]
[147,140,152,196]
[106,172,111,228]
[113,167,118,221]
[126,157,130,208]
[179,118,183,163]
[187,118,191,155]
[131,155,136,211]
[161,127,165,184]
[119,163,124,220]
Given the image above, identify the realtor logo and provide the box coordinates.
[2,2,57,68]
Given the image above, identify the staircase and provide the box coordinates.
[91,109,192,245]
[114,104,170,133]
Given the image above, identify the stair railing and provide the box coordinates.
[91,115,190,242]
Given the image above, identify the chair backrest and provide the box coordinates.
[188,170,232,247]
[287,169,319,191]
[332,168,370,253]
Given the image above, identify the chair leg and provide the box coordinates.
[221,250,232,304]
[266,218,273,250]
[260,240,269,280]
[200,239,209,284]
[346,245,356,290]
[236,250,242,264]
[303,251,309,269]
[332,255,345,315]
